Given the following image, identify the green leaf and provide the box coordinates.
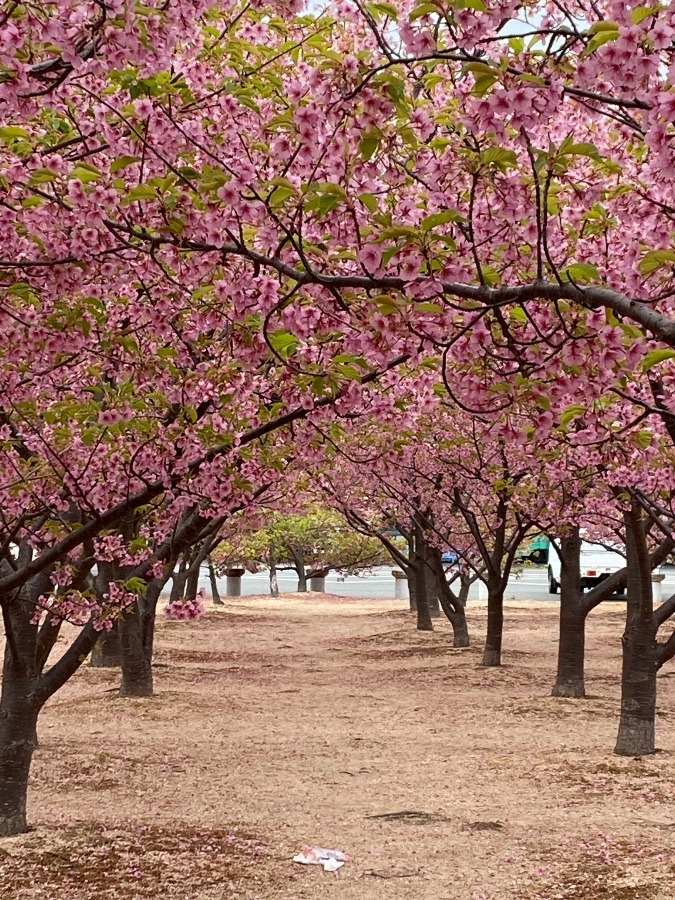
[357,192,378,213]
[560,141,602,161]
[268,329,298,358]
[379,224,421,241]
[372,294,399,314]
[359,133,380,161]
[638,249,675,276]
[110,155,141,174]
[308,181,347,199]
[0,126,29,142]
[421,209,463,232]
[586,28,619,53]
[123,184,159,203]
[471,73,498,97]
[71,164,102,183]
[269,185,295,207]
[563,262,600,282]
[588,19,620,33]
[640,349,675,372]
[456,0,486,10]
[368,1,398,18]
[481,147,518,169]
[125,577,147,594]
[462,61,496,75]
[630,5,656,24]
[559,404,587,426]
[409,1,442,19]
[415,301,443,313]
[28,167,58,185]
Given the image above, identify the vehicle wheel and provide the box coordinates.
[548,569,559,595]
[615,586,625,596]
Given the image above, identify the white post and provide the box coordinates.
[225,568,245,597]
[652,573,666,603]
[477,579,488,603]
[309,576,326,592]
[392,570,408,600]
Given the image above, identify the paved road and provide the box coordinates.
[198,566,675,603]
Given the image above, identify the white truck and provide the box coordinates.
[548,541,626,595]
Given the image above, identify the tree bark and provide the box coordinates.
[552,529,586,698]
[90,620,122,668]
[481,580,503,666]
[0,617,39,837]
[170,556,189,604]
[429,550,470,647]
[413,516,433,631]
[0,570,53,836]
[412,562,433,631]
[408,572,418,612]
[184,559,200,604]
[0,682,38,837]
[615,500,657,757]
[269,553,279,598]
[291,548,307,592]
[207,556,223,605]
[119,601,153,698]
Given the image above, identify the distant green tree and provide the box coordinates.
[215,506,392,593]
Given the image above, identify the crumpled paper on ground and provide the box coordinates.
[292,847,352,872]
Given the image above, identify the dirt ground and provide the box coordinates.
[2,595,675,900]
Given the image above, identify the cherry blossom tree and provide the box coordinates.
[1,0,675,834]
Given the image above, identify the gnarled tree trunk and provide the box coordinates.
[429,550,470,647]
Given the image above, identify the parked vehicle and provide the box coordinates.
[441,550,458,565]
[517,535,550,565]
[548,541,627,594]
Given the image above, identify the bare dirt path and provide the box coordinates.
[2,596,675,899]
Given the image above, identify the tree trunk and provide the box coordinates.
[0,580,46,837]
[408,573,418,612]
[140,577,168,665]
[413,564,433,631]
[481,581,503,666]
[615,634,657,757]
[615,500,657,756]
[448,609,470,647]
[426,584,440,618]
[0,661,38,837]
[184,560,200,604]
[292,548,307,592]
[207,556,223,605]
[170,557,188,603]
[553,605,586,698]
[404,533,417,612]
[90,620,122,668]
[412,516,433,631]
[430,551,470,647]
[552,529,586,698]
[269,554,279,598]
[119,601,153,698]
[0,562,97,836]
